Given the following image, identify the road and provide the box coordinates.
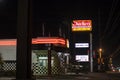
[36,72,120,80]
[0,72,120,80]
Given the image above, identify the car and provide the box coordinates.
[67,64,88,74]
[116,67,120,72]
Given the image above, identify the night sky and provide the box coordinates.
[0,0,120,65]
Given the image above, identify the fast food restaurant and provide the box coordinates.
[0,37,69,75]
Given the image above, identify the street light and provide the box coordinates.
[0,0,5,7]
[0,0,3,3]
[98,48,103,71]
[99,48,102,59]
[99,48,102,52]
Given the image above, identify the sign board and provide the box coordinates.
[75,43,89,48]
[72,20,92,31]
[75,55,89,62]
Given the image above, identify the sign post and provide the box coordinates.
[72,20,93,72]
[90,33,93,72]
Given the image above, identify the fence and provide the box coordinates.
[0,60,64,76]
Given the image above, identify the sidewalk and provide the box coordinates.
[84,72,109,78]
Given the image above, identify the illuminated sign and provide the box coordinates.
[75,55,89,62]
[0,37,66,46]
[66,39,69,48]
[0,39,16,46]
[72,20,92,31]
[75,43,89,48]
[32,37,66,45]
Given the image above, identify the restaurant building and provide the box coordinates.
[0,37,69,76]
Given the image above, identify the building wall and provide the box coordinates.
[0,45,16,60]
[0,45,64,75]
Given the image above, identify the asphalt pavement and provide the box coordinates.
[0,72,120,80]
[30,72,120,80]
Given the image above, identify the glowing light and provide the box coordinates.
[66,39,69,48]
[0,39,16,46]
[75,43,89,48]
[99,48,102,52]
[72,20,92,31]
[0,0,3,3]
[75,55,89,62]
[32,37,65,45]
[0,37,66,46]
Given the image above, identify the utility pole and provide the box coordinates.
[42,23,45,37]
[48,31,51,76]
[48,43,51,76]
[16,0,32,79]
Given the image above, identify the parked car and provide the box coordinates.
[68,64,89,74]
[116,67,120,72]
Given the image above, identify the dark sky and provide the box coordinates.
[0,0,120,64]
[31,0,119,59]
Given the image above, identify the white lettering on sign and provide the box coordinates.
[73,21,91,27]
[72,20,92,31]
[75,43,89,48]
[75,55,89,62]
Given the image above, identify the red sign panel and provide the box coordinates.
[0,37,66,46]
[72,20,92,31]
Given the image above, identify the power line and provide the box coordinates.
[98,8,102,48]
[101,0,119,40]
[110,46,120,58]
[107,14,120,38]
